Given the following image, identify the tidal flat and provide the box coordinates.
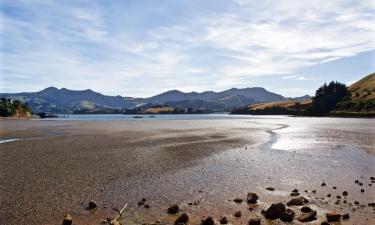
[0,116,374,225]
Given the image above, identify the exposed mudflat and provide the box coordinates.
[0,117,374,225]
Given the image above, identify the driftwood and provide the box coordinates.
[109,203,128,225]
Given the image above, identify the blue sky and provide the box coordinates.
[0,0,374,97]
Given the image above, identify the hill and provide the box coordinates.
[1,86,302,114]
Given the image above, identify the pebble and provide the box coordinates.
[326,212,341,222]
[264,202,285,220]
[280,208,295,222]
[175,213,189,225]
[167,205,180,214]
[234,198,243,203]
[297,210,317,222]
[342,213,350,220]
[234,211,242,217]
[287,196,309,206]
[219,216,228,224]
[247,192,259,204]
[88,200,97,209]
[266,187,275,191]
[248,218,261,225]
[343,191,348,196]
[201,217,215,225]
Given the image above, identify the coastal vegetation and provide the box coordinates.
[0,98,31,117]
[232,73,375,117]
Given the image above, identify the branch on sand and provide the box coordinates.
[109,203,128,225]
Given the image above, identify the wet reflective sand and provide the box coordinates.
[0,116,374,225]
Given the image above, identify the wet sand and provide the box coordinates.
[0,117,374,225]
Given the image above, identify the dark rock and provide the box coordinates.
[354,201,360,205]
[175,213,189,225]
[290,192,300,196]
[144,204,150,209]
[167,205,180,214]
[297,210,317,222]
[62,214,72,225]
[234,198,243,203]
[142,198,147,202]
[312,190,316,194]
[359,182,363,186]
[201,217,215,225]
[327,194,331,197]
[280,209,295,222]
[361,189,365,193]
[301,206,312,213]
[234,211,242,217]
[355,180,359,184]
[264,202,285,220]
[138,201,145,206]
[292,189,298,193]
[261,209,266,214]
[343,191,348,196]
[321,182,326,186]
[266,187,275,191]
[336,195,341,199]
[219,217,228,224]
[371,177,375,180]
[286,196,309,206]
[247,193,259,204]
[321,222,330,225]
[88,200,97,209]
[326,212,341,222]
[333,186,337,189]
[248,218,261,225]
[342,213,350,220]
[368,202,375,207]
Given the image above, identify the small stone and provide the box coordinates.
[312,189,316,194]
[138,201,145,206]
[175,213,189,225]
[336,195,341,199]
[290,192,300,196]
[326,212,341,222]
[62,214,72,225]
[343,191,348,196]
[359,182,363,186]
[167,205,180,214]
[321,182,326,186]
[371,177,375,180]
[354,201,360,205]
[297,210,317,222]
[219,217,228,224]
[141,198,147,202]
[368,203,375,207]
[355,180,359,184]
[234,198,243,203]
[342,213,350,220]
[321,222,330,225]
[292,189,298,193]
[327,194,331,197]
[234,211,242,217]
[280,208,295,222]
[333,186,337,189]
[201,217,215,225]
[248,218,261,225]
[264,202,285,220]
[88,200,97,209]
[287,196,309,206]
[144,204,150,209]
[266,187,275,191]
[247,192,259,204]
[361,189,365,193]
[301,206,312,213]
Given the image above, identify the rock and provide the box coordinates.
[141,198,147,202]
[286,196,309,206]
[336,195,341,199]
[138,201,145,206]
[234,211,242,217]
[326,212,341,222]
[248,218,261,225]
[343,191,348,196]
[292,189,298,193]
[312,190,316,194]
[321,182,326,186]
[264,202,285,220]
[144,204,150,209]
[361,189,365,193]
[290,192,299,196]
[175,213,189,225]
[321,222,330,225]
[219,217,228,224]
[266,187,275,191]
[201,217,215,225]
[368,203,375,207]
[234,198,243,203]
[333,186,337,189]
[247,193,259,204]
[342,213,350,220]
[167,205,180,214]
[371,176,375,180]
[359,182,363,186]
[355,180,359,184]
[280,209,295,222]
[297,210,317,222]
[354,201,360,205]
[301,206,312,213]
[88,200,97,209]
[62,214,72,225]
[327,194,331,197]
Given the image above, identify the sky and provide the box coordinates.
[0,0,374,97]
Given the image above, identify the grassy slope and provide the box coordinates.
[348,72,375,101]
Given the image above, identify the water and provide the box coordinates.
[48,113,288,121]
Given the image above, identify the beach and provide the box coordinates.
[0,116,374,225]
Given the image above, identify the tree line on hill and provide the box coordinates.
[0,98,32,117]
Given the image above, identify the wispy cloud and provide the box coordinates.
[0,0,374,96]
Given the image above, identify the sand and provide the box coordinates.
[0,118,374,225]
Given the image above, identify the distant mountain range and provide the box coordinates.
[0,86,310,114]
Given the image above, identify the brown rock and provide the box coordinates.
[88,200,97,209]
[280,209,295,222]
[175,213,189,225]
[286,196,309,206]
[144,204,150,209]
[326,212,341,222]
[264,202,285,220]
[342,213,350,220]
[266,187,275,191]
[167,205,180,214]
[62,214,72,225]
[201,217,215,225]
[321,222,330,225]
[247,193,259,204]
[248,218,261,225]
[343,191,348,196]
[234,198,243,203]
[219,217,228,224]
[234,211,242,217]
[297,210,317,222]
[301,206,312,213]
